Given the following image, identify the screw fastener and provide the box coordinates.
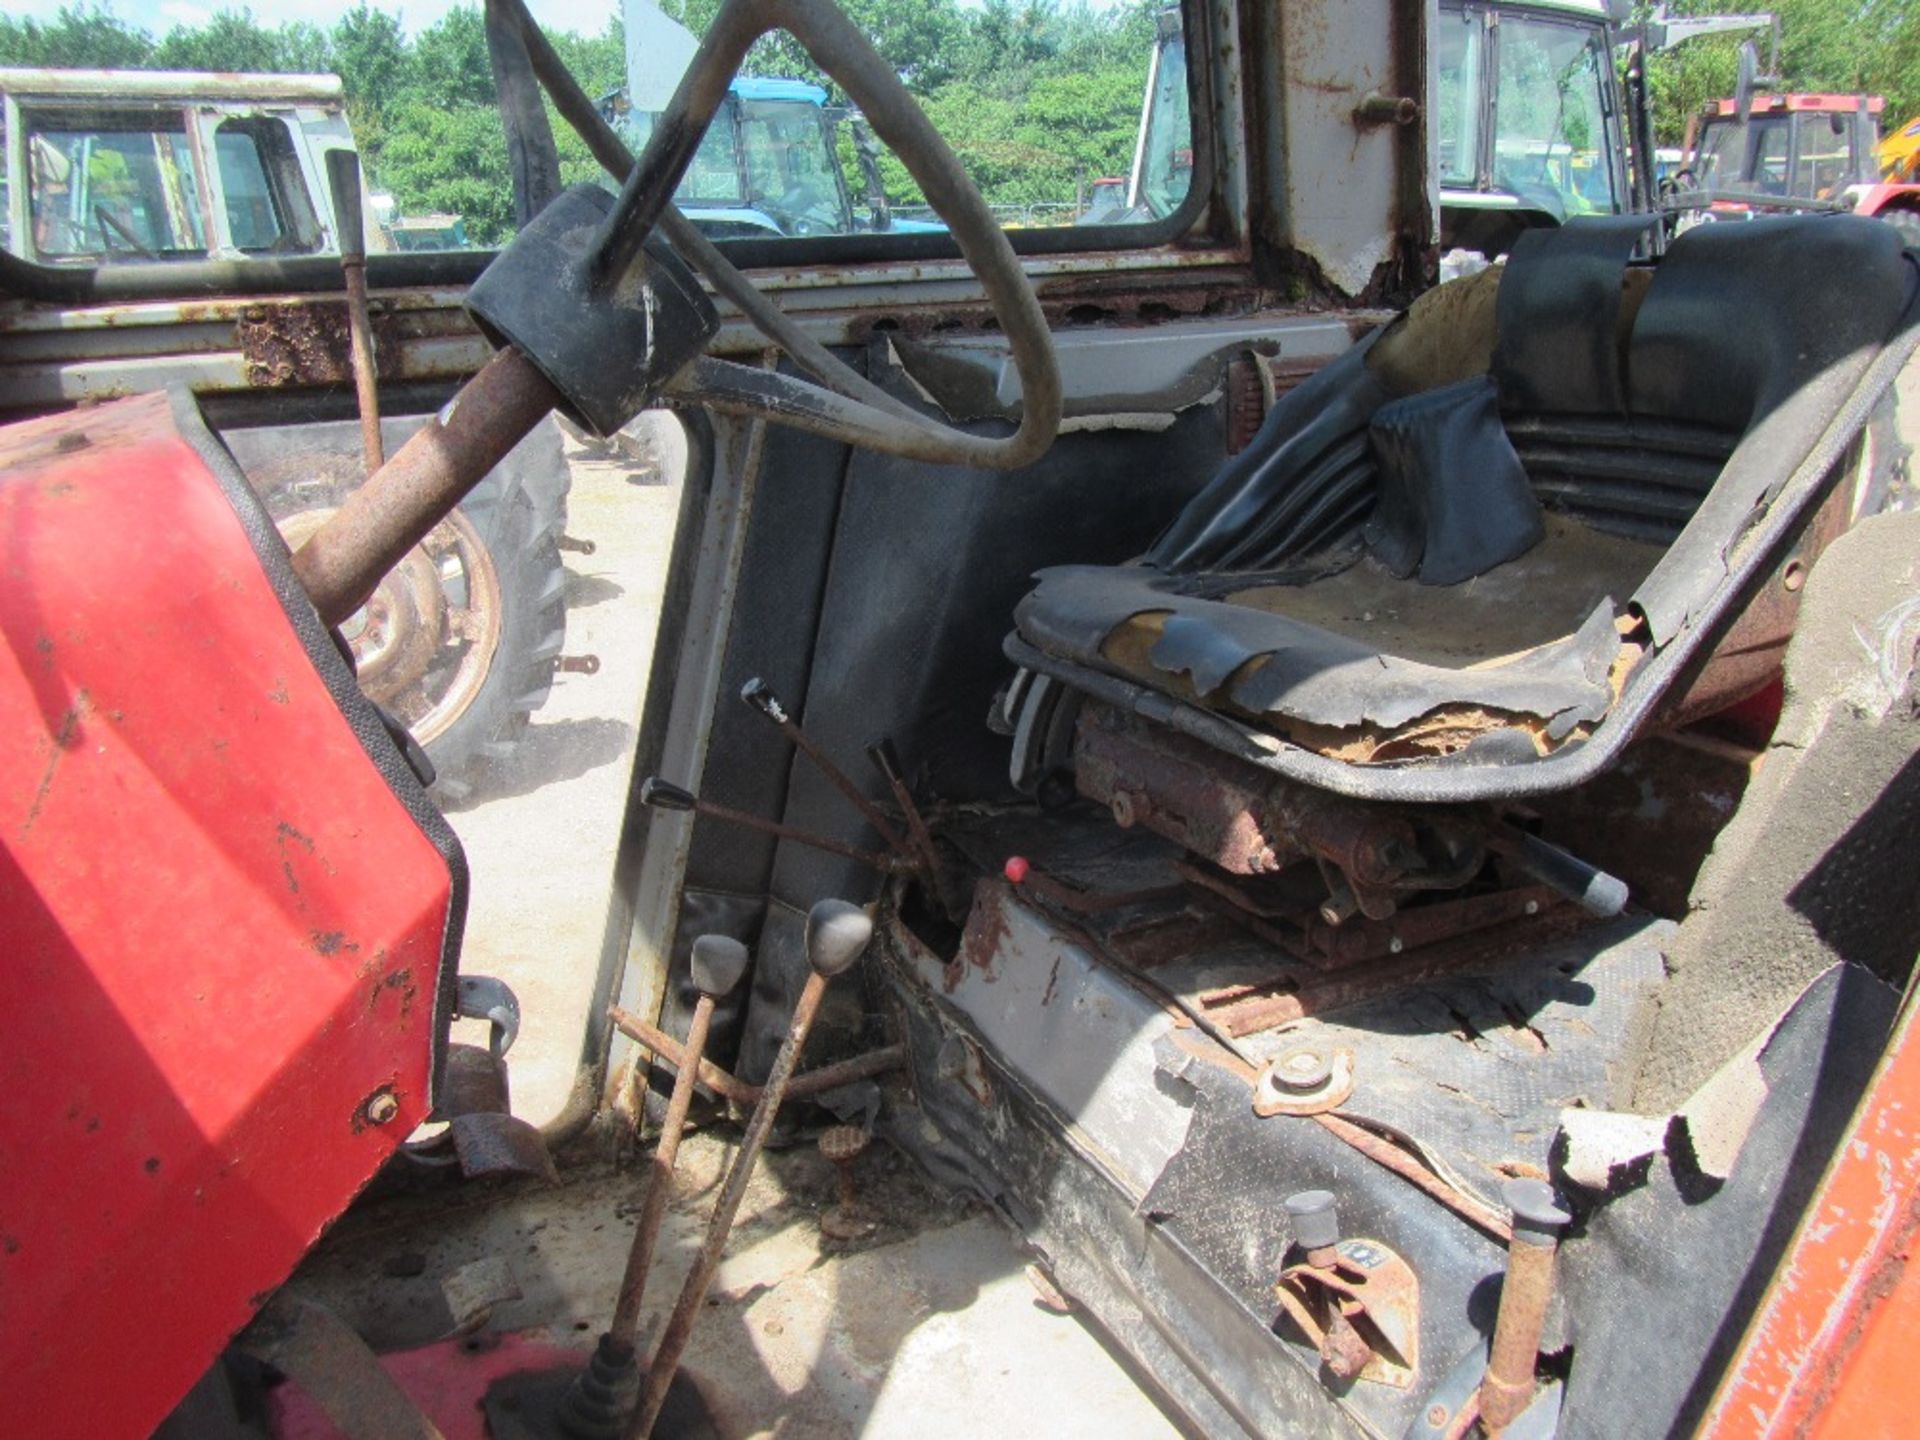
[363,1089,400,1126]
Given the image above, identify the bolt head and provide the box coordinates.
[1274,1046,1333,1092]
[363,1089,400,1126]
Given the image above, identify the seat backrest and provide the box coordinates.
[1625,216,1912,433]
[1497,213,1914,435]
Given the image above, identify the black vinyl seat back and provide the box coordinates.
[1148,214,1914,574]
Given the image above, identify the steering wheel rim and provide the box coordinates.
[493,0,1061,471]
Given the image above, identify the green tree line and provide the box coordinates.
[0,1,1160,244]
[1644,0,1920,146]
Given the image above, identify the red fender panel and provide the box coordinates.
[0,392,463,1438]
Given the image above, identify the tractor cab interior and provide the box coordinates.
[5,1,1920,1438]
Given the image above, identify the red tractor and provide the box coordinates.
[5,0,1920,1437]
[1679,91,1920,243]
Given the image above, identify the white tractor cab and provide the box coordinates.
[0,68,380,265]
[1433,0,1631,254]
[1111,2,1634,255]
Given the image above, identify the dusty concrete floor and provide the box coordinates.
[440,421,679,1128]
[298,1130,1181,1438]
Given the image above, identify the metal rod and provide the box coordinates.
[293,346,559,625]
[607,1005,904,1107]
[325,148,384,474]
[641,776,911,873]
[1313,1113,1512,1243]
[696,797,911,872]
[1481,1179,1571,1436]
[628,971,831,1439]
[867,738,958,912]
[609,992,716,1343]
[742,679,911,854]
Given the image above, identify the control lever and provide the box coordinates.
[1274,1189,1422,1389]
[638,776,911,873]
[560,936,749,1438]
[324,148,383,475]
[740,678,910,853]
[630,900,873,1439]
[1480,1179,1571,1438]
[1486,824,1629,918]
[865,738,958,915]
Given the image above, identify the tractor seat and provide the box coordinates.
[1008,215,1917,797]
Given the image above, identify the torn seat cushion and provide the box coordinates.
[1363,375,1543,585]
[1014,561,1624,752]
[1011,216,1917,769]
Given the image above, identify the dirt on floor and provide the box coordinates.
[294,1128,1179,1438]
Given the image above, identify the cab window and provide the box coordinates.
[22,108,207,262]
[1493,16,1616,217]
[215,117,321,254]
[1435,7,1485,186]
[1793,112,1853,199]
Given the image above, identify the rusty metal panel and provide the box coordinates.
[1266,0,1433,296]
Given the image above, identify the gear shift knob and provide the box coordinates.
[805,899,873,978]
[1285,1190,1342,1253]
[689,935,749,999]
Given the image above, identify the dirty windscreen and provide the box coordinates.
[21,112,208,262]
[1693,114,1791,193]
[0,1,1199,266]
[1491,15,1617,217]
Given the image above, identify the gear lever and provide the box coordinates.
[557,936,750,1437]
[627,900,872,1439]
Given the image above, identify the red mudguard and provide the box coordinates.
[0,392,463,1438]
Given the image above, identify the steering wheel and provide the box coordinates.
[296,0,1061,627]
[491,0,1060,471]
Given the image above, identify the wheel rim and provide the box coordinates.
[277,507,505,749]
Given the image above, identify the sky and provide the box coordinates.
[4,0,1132,41]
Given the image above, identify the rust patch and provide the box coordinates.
[368,967,417,1019]
[274,821,316,895]
[946,885,1013,992]
[236,300,400,389]
[847,282,1256,346]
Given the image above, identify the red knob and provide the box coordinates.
[1003,856,1031,885]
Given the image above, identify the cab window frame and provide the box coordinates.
[0,0,1219,298]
